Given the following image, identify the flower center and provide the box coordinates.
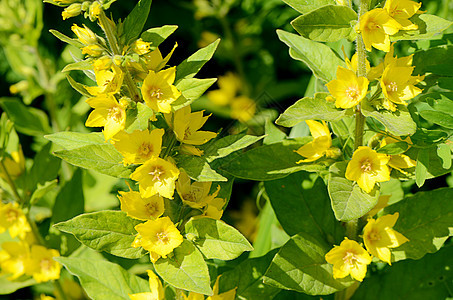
[343,251,358,265]
[144,202,158,216]
[40,258,52,271]
[149,166,164,182]
[6,209,18,223]
[368,229,381,241]
[346,87,359,101]
[367,21,380,31]
[156,231,169,244]
[360,158,373,173]
[108,106,123,122]
[386,81,398,93]
[138,143,153,159]
[150,87,164,99]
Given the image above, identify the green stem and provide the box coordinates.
[98,10,141,102]
[0,159,23,203]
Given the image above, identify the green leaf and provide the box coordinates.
[391,14,453,41]
[53,144,133,178]
[265,172,344,244]
[291,5,357,42]
[30,179,58,204]
[184,218,253,260]
[352,246,453,300]
[172,78,217,110]
[419,110,453,129]
[141,25,178,49]
[123,0,153,45]
[175,39,220,83]
[376,141,409,155]
[437,144,452,169]
[126,102,154,132]
[263,232,354,295]
[282,0,335,14]
[66,74,93,98]
[45,131,105,150]
[276,93,346,127]
[413,45,453,76]
[62,60,93,72]
[383,188,453,262]
[27,143,61,192]
[203,133,264,163]
[277,30,346,82]
[0,97,50,136]
[54,211,145,259]
[154,240,212,295]
[328,162,379,221]
[218,249,281,299]
[49,29,83,47]
[52,169,85,224]
[219,138,326,181]
[264,119,287,145]
[362,103,416,136]
[176,155,227,182]
[415,148,429,187]
[0,276,36,295]
[55,257,149,300]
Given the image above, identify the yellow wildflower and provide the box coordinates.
[118,189,164,221]
[86,65,124,96]
[380,136,416,170]
[0,148,25,180]
[367,195,390,217]
[131,39,151,56]
[203,196,226,220]
[93,56,113,72]
[171,106,217,146]
[113,129,164,166]
[345,146,390,193]
[384,0,421,30]
[359,8,402,52]
[0,202,31,239]
[326,66,369,109]
[133,217,183,258]
[71,24,97,45]
[130,158,180,199]
[363,213,409,264]
[82,44,104,57]
[25,245,61,283]
[295,120,339,163]
[325,238,372,282]
[85,94,126,141]
[207,72,241,106]
[176,171,219,209]
[89,1,102,20]
[367,43,414,80]
[61,3,82,20]
[144,43,178,72]
[129,270,164,300]
[230,96,256,122]
[0,241,30,280]
[141,67,181,114]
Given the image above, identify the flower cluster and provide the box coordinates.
[0,202,61,283]
[55,0,102,21]
[325,212,408,281]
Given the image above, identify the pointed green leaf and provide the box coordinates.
[419,110,453,129]
[141,25,178,49]
[377,141,409,155]
[62,60,93,72]
[176,155,227,182]
[175,39,220,83]
[437,144,452,169]
[172,78,217,110]
[54,211,145,259]
[154,240,212,295]
[49,29,83,47]
[55,257,149,300]
[384,188,453,262]
[45,132,105,150]
[203,133,264,163]
[265,172,345,244]
[282,0,335,14]
[263,232,354,295]
[66,74,93,98]
[415,148,429,187]
[123,0,153,45]
[328,162,380,221]
[277,30,346,82]
[264,119,287,145]
[184,218,253,260]
[276,93,346,127]
[0,276,36,295]
[52,169,85,225]
[362,103,416,136]
[126,102,154,132]
[27,142,61,192]
[391,14,453,41]
[291,5,357,42]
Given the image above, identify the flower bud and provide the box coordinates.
[61,3,82,20]
[89,1,102,21]
[71,24,97,45]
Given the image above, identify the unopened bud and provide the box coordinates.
[71,24,97,45]
[89,1,102,21]
[62,3,82,20]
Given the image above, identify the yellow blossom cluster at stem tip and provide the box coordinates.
[325,213,408,281]
[358,0,422,52]
[60,0,101,21]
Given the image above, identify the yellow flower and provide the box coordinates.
[62,3,82,20]
[144,43,178,72]
[89,1,102,20]
[380,136,416,170]
[325,238,372,282]
[367,195,390,217]
[85,94,126,141]
[384,0,421,30]
[345,53,371,75]
[295,120,338,163]
[176,171,219,209]
[130,158,180,199]
[0,148,25,180]
[363,213,409,264]
[359,8,402,52]
[71,24,97,45]
[0,241,30,280]
[131,39,151,56]
[326,66,369,109]
[183,275,236,300]
[0,202,31,239]
[367,43,414,80]
[82,44,104,57]
[25,245,61,283]
[113,129,164,166]
[203,196,226,220]
[93,56,113,72]
[141,67,181,114]
[230,96,256,123]
[129,270,164,300]
[86,65,124,96]
[133,217,183,259]
[118,189,165,221]
[171,106,217,146]
[345,146,390,193]
[207,72,241,106]
[380,62,423,110]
